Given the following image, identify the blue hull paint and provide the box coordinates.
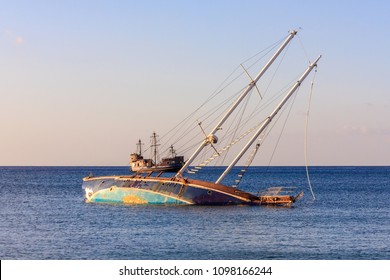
[91,187,188,204]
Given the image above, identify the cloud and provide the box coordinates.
[363,102,374,107]
[342,125,368,135]
[341,125,390,137]
[15,36,25,44]
[4,29,25,45]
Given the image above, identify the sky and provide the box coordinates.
[1,0,389,166]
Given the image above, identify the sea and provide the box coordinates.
[0,166,389,260]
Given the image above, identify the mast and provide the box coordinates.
[150,132,160,167]
[176,30,298,177]
[169,145,176,157]
[215,55,322,184]
[136,139,143,156]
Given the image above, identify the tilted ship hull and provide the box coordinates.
[83,175,302,206]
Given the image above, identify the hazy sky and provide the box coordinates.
[1,0,389,166]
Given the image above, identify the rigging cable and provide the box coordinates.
[219,88,253,166]
[232,141,261,188]
[197,47,297,167]
[165,87,243,154]
[266,88,299,167]
[297,33,311,64]
[188,119,266,170]
[256,87,299,196]
[159,36,288,153]
[297,27,318,201]
[305,69,317,200]
[159,37,285,147]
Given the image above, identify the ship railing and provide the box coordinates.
[257,186,299,197]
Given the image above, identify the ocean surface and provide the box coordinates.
[0,166,389,260]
